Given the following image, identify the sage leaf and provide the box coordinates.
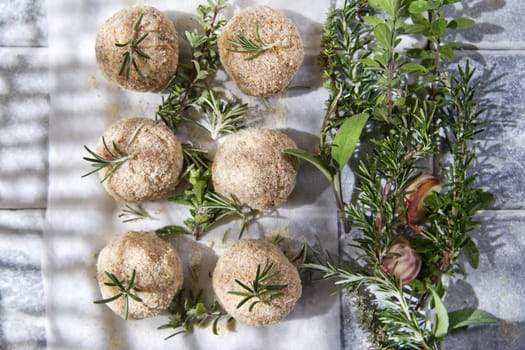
[284,149,334,182]
[449,308,498,329]
[331,113,369,170]
[430,288,449,339]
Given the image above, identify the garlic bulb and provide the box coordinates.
[381,239,422,284]
[404,174,441,226]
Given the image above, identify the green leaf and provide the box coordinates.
[470,190,494,212]
[449,308,498,329]
[368,0,397,17]
[401,62,428,74]
[155,225,190,237]
[405,23,428,34]
[362,15,383,27]
[431,18,448,36]
[462,237,480,269]
[360,57,382,68]
[283,149,334,182]
[409,0,429,14]
[331,113,369,170]
[430,288,449,339]
[374,23,391,49]
[448,17,475,29]
[428,0,441,9]
[439,44,455,60]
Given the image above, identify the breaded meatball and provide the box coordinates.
[96,231,183,319]
[218,5,304,97]
[211,128,298,211]
[212,239,302,326]
[96,117,183,203]
[95,6,178,91]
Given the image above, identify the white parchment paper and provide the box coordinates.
[45,0,343,349]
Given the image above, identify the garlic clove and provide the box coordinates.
[381,240,422,284]
[404,174,441,226]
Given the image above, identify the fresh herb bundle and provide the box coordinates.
[289,0,497,348]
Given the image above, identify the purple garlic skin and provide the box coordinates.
[404,174,441,227]
[381,240,422,284]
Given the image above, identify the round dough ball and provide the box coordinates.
[218,5,304,97]
[212,239,302,326]
[212,128,298,211]
[96,231,183,319]
[95,6,178,91]
[96,117,183,203]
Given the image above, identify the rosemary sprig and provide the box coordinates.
[228,260,288,312]
[115,13,151,80]
[94,269,143,320]
[226,23,276,60]
[158,289,232,338]
[290,0,497,348]
[118,204,150,223]
[82,137,130,183]
[82,122,143,183]
[191,89,249,140]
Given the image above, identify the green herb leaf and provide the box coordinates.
[430,288,449,339]
[431,18,448,36]
[400,62,428,74]
[374,23,391,48]
[331,113,369,170]
[409,0,429,14]
[448,17,476,29]
[155,225,191,237]
[462,237,480,269]
[362,15,384,27]
[284,148,334,181]
[448,308,498,330]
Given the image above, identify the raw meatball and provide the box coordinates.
[212,239,302,326]
[96,117,183,203]
[95,6,178,91]
[211,128,298,211]
[96,231,183,319]
[218,5,304,97]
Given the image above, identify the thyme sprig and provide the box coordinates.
[226,23,276,60]
[115,13,151,80]
[156,0,228,133]
[94,269,143,320]
[158,289,232,338]
[228,260,288,312]
[82,137,130,183]
[169,167,256,240]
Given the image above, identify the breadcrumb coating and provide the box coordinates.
[218,5,304,97]
[96,231,183,319]
[95,5,178,91]
[97,117,183,203]
[211,128,298,211]
[212,239,302,326]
